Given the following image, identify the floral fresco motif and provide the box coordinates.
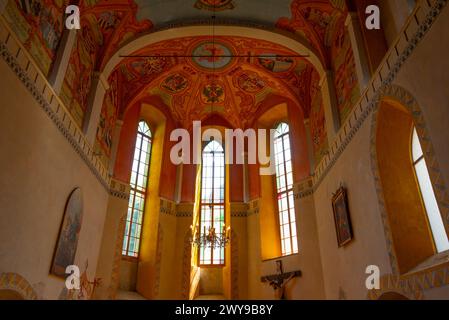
[3,0,68,75]
[161,73,189,94]
[194,0,235,12]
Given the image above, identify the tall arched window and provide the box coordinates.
[122,121,152,257]
[199,140,225,265]
[412,127,449,252]
[274,123,298,256]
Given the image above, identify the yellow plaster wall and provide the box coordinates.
[376,101,435,273]
[136,108,166,298]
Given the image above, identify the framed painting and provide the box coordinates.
[332,187,353,247]
[50,187,83,278]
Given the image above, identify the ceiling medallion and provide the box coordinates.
[190,40,236,72]
[194,0,235,12]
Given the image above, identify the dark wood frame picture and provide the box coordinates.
[332,187,353,247]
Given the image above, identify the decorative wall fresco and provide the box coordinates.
[331,22,360,123]
[60,0,151,128]
[60,14,101,127]
[94,71,119,167]
[309,69,328,164]
[3,0,68,75]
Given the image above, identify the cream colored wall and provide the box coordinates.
[313,119,392,299]
[0,58,110,299]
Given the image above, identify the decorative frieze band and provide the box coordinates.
[176,202,194,217]
[160,198,177,216]
[247,199,260,216]
[230,202,249,218]
[293,179,314,199]
[109,179,130,200]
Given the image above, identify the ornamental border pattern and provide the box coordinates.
[0,272,38,300]
[367,262,449,300]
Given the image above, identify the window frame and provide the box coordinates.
[198,140,226,267]
[122,120,152,259]
[273,122,299,256]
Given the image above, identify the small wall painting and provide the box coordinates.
[332,186,353,247]
[50,188,83,278]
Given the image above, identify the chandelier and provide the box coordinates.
[190,224,231,248]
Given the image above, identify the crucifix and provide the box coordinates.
[260,260,301,300]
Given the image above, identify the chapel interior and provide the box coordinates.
[1,0,449,300]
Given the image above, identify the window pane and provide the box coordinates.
[200,141,226,265]
[123,121,152,257]
[415,159,449,252]
[412,128,423,162]
[273,123,299,256]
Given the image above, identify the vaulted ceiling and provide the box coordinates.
[112,36,320,129]
[80,0,348,72]
[80,0,349,129]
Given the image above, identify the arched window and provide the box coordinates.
[274,123,298,256]
[412,127,449,252]
[122,121,152,257]
[199,140,225,265]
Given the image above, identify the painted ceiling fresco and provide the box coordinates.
[112,36,320,127]
[3,0,357,166]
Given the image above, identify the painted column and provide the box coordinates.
[345,12,371,92]
[320,70,340,142]
[108,119,123,176]
[83,72,109,146]
[48,29,77,94]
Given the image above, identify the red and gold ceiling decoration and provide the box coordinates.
[110,36,321,130]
